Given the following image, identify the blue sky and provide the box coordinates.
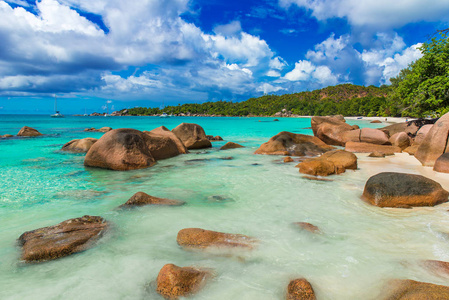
[0,0,448,114]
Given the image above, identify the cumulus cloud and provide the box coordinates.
[284,60,338,85]
[280,0,449,28]
[214,20,242,36]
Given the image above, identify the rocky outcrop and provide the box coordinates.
[382,279,449,300]
[345,142,401,155]
[287,278,316,300]
[255,132,334,156]
[120,192,185,207]
[18,215,108,262]
[380,122,419,137]
[414,124,433,145]
[389,132,410,150]
[84,127,112,132]
[293,222,321,234]
[2,134,13,138]
[84,128,156,171]
[156,264,211,299]
[144,126,188,160]
[297,150,357,176]
[403,145,419,155]
[362,172,449,208]
[434,153,449,173]
[220,142,244,150]
[342,128,390,145]
[177,228,256,250]
[415,112,449,166]
[17,126,42,137]
[172,123,212,150]
[311,115,354,146]
[61,138,98,153]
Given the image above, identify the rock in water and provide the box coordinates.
[17,126,42,137]
[287,278,316,300]
[415,112,449,166]
[18,215,108,262]
[156,264,211,299]
[255,131,334,156]
[298,150,357,176]
[84,128,156,171]
[120,191,185,207]
[293,222,321,234]
[177,228,256,250]
[61,138,98,153]
[220,142,244,150]
[144,126,188,160]
[434,153,449,173]
[284,156,294,163]
[311,115,354,146]
[382,279,449,300]
[172,123,212,149]
[362,172,449,208]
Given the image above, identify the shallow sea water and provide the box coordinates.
[1,115,449,300]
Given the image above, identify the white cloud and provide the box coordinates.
[214,20,242,36]
[280,0,449,28]
[257,83,285,94]
[306,34,350,62]
[284,60,337,85]
[266,70,281,77]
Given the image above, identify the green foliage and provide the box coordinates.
[388,32,449,117]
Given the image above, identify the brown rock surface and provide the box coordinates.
[345,142,401,155]
[414,124,433,145]
[383,279,449,300]
[144,126,188,160]
[362,172,449,208]
[284,156,294,163]
[220,142,244,150]
[98,127,112,132]
[287,278,316,300]
[177,228,256,250]
[17,126,42,137]
[434,153,449,173]
[293,222,321,234]
[84,128,156,171]
[343,128,389,145]
[172,123,212,149]
[18,215,108,262]
[381,122,419,137]
[156,264,210,299]
[311,116,354,146]
[2,134,13,138]
[61,138,98,153]
[320,150,358,170]
[298,159,336,176]
[422,260,449,276]
[120,192,185,207]
[298,150,357,176]
[370,120,382,123]
[369,151,386,158]
[415,112,449,166]
[389,132,410,150]
[255,131,334,156]
[403,145,419,155]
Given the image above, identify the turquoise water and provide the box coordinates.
[1,115,449,299]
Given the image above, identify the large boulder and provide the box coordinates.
[298,159,336,176]
[345,142,401,155]
[362,172,449,208]
[220,142,244,150]
[172,123,211,150]
[434,153,449,173]
[342,128,389,145]
[17,126,42,137]
[255,132,334,156]
[61,138,98,153]
[177,228,256,250]
[414,124,433,145]
[389,132,410,150]
[84,128,156,171]
[415,112,449,166]
[298,150,357,176]
[120,192,185,207]
[18,215,108,262]
[287,278,316,300]
[382,279,449,300]
[143,126,188,160]
[311,116,354,146]
[380,122,419,137]
[403,145,419,155]
[156,264,211,299]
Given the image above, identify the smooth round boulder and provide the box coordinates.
[172,123,212,149]
[220,142,244,150]
[18,215,108,262]
[84,128,156,171]
[255,131,334,156]
[414,124,432,145]
[156,264,211,299]
[389,132,410,150]
[287,278,316,300]
[415,112,449,166]
[144,126,188,160]
[320,150,357,171]
[17,126,42,137]
[311,116,354,146]
[362,172,449,208]
[298,159,336,176]
[177,228,256,250]
[434,153,449,173]
[120,192,185,207]
[61,138,98,153]
[298,150,357,176]
[382,279,449,300]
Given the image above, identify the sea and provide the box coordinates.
[1,115,449,300]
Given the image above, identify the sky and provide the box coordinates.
[0,0,448,114]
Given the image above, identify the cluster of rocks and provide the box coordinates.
[206,135,223,141]
[2,126,44,138]
[84,127,112,132]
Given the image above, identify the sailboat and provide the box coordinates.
[50,94,64,118]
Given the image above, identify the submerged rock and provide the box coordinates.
[61,138,98,153]
[84,128,156,171]
[311,115,354,146]
[362,172,449,208]
[415,112,449,166]
[382,279,449,300]
[120,192,185,207]
[172,123,212,149]
[2,134,13,138]
[220,142,244,150]
[144,126,188,160]
[156,264,211,299]
[177,228,256,250]
[18,215,108,262]
[293,222,321,234]
[17,126,42,137]
[287,278,316,300]
[255,131,334,156]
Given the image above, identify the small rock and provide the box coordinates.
[98,127,112,132]
[2,134,13,138]
[284,156,294,163]
[274,119,279,122]
[17,126,42,137]
[177,228,256,250]
[293,222,321,234]
[220,142,244,150]
[287,278,316,300]
[370,120,382,123]
[120,192,185,207]
[368,151,386,158]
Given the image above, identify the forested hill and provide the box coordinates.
[125,84,393,117]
